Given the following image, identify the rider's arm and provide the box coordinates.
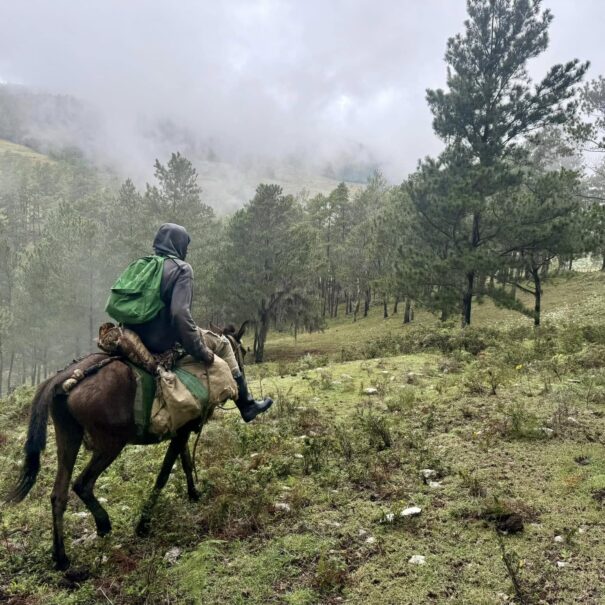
[170,263,214,364]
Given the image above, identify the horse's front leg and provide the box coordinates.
[179,437,201,501]
[136,429,190,536]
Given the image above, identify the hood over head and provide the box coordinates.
[153,223,191,260]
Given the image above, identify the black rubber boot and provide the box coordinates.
[234,373,273,422]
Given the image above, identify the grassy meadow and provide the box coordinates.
[1,271,605,604]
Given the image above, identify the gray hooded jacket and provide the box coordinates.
[127,223,210,361]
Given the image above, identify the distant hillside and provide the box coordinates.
[193,158,363,213]
[0,138,51,163]
[0,85,367,210]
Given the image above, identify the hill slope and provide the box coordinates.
[1,272,604,604]
[0,138,51,162]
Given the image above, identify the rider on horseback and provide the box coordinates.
[127,222,273,422]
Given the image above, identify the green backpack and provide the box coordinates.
[105,255,173,324]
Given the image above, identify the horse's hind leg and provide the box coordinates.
[73,442,124,537]
[51,405,83,570]
[136,430,190,536]
[180,443,200,501]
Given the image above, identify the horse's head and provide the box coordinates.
[210,321,250,375]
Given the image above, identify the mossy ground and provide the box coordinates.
[1,272,605,604]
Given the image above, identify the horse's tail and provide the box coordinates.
[6,377,60,503]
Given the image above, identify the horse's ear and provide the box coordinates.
[237,321,249,341]
[209,321,223,335]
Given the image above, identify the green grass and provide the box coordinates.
[1,271,605,604]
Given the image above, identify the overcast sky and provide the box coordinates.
[0,0,603,181]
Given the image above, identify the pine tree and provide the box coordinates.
[213,184,317,362]
[426,0,588,325]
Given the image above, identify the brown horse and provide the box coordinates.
[6,322,249,570]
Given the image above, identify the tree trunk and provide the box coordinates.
[462,211,480,327]
[393,296,399,314]
[601,254,605,271]
[383,294,388,319]
[403,298,412,324]
[532,269,541,327]
[7,349,15,393]
[254,311,270,363]
[462,271,474,327]
[363,288,371,318]
[89,269,94,348]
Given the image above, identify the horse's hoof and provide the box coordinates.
[135,519,151,537]
[54,555,71,571]
[96,521,112,537]
[188,488,201,502]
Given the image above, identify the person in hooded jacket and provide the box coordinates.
[127,222,273,422]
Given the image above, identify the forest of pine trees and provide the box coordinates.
[1,0,605,393]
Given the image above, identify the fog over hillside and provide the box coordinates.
[1,0,604,209]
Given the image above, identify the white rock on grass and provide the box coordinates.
[275,502,291,512]
[408,554,426,565]
[419,469,437,480]
[400,506,422,517]
[72,533,96,546]
[163,547,182,565]
[364,387,378,395]
[365,536,376,544]
[294,453,304,459]
[428,481,443,488]
[556,561,568,568]
[540,427,555,437]
[554,535,564,543]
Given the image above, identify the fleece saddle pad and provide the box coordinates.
[127,363,209,443]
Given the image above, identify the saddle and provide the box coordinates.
[97,322,182,373]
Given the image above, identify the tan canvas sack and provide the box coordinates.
[150,368,200,436]
[177,355,238,404]
[149,356,238,437]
